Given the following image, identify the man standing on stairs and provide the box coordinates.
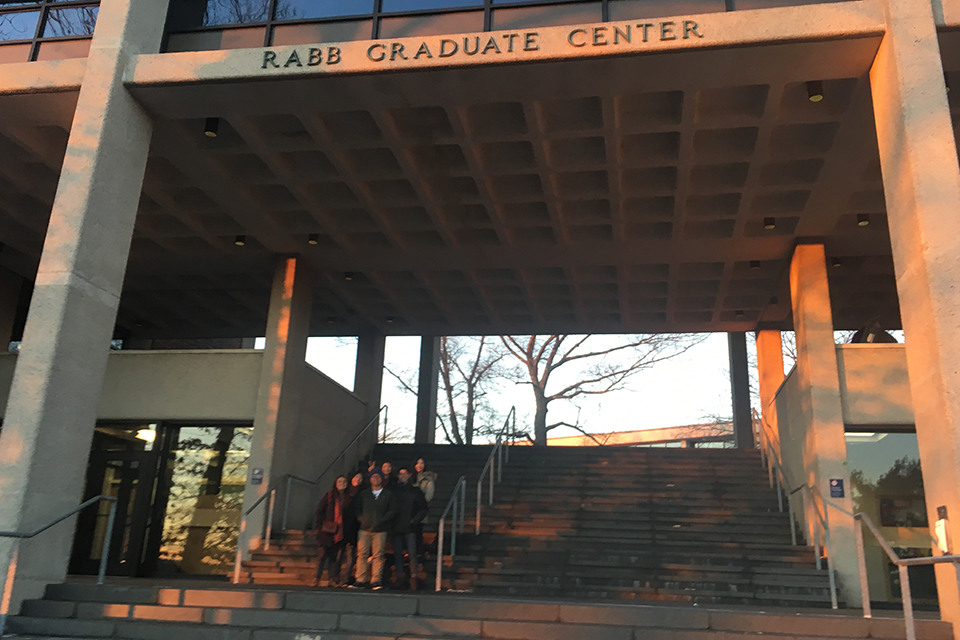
[392,467,429,590]
[350,471,398,590]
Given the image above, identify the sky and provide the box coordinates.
[258,333,745,443]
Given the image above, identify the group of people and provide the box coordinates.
[314,457,436,591]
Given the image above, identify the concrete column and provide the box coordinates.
[790,243,861,607]
[354,331,385,420]
[728,332,753,448]
[871,0,960,625]
[240,257,312,552]
[755,330,785,453]
[0,0,167,608]
[415,336,440,444]
[0,268,23,348]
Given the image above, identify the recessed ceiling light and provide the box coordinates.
[386,316,395,324]
[344,272,354,281]
[750,260,761,270]
[735,310,745,317]
[234,235,246,246]
[204,117,220,138]
[806,80,824,103]
[763,217,776,230]
[770,296,779,305]
[832,258,842,268]
[857,214,870,227]
[308,233,319,245]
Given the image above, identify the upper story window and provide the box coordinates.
[0,0,98,63]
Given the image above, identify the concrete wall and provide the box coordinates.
[271,362,367,531]
[774,343,915,556]
[0,350,262,421]
[836,344,914,426]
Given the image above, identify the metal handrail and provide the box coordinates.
[752,409,838,609]
[434,475,467,592]
[0,495,118,633]
[475,407,516,536]
[232,405,387,584]
[855,512,960,640]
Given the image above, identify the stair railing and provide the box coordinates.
[854,511,960,640]
[475,406,516,536]
[752,409,838,609]
[0,495,118,634]
[434,475,467,592]
[232,405,387,584]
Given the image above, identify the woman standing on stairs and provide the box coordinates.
[314,476,352,587]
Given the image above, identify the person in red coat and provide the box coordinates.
[315,476,351,586]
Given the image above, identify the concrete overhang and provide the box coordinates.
[0,4,902,339]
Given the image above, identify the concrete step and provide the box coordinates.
[12,582,952,640]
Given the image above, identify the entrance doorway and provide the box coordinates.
[69,422,252,578]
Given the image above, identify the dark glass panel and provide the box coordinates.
[271,19,372,45]
[0,10,39,41]
[274,0,373,21]
[381,0,482,11]
[379,10,482,37]
[0,41,30,61]
[43,6,98,37]
[36,37,91,58]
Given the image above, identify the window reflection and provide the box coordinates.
[0,11,38,41]
[202,0,269,26]
[157,425,251,575]
[381,0,483,11]
[846,432,937,604]
[275,0,372,20]
[43,6,97,37]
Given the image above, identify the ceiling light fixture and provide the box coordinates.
[735,310,745,317]
[204,117,220,138]
[857,213,870,227]
[234,235,246,246]
[386,316,395,324]
[136,428,156,443]
[806,80,824,103]
[770,296,779,305]
[344,272,354,281]
[763,217,776,230]
[832,257,842,268]
[749,260,761,270]
[308,233,319,245]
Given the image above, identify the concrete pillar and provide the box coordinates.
[0,0,167,608]
[415,336,440,444]
[790,243,861,607]
[354,331,385,421]
[755,330,785,454]
[728,332,753,448]
[871,0,960,625]
[0,269,23,348]
[240,257,312,552]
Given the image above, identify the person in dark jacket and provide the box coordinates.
[392,467,429,590]
[314,476,351,586]
[341,472,364,586]
[350,471,397,589]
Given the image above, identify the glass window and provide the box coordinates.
[0,10,39,41]
[272,20,372,45]
[846,431,938,604]
[381,0,483,12]
[202,0,269,26]
[43,6,98,37]
[379,10,482,37]
[274,0,373,21]
[492,3,601,30]
[158,425,251,575]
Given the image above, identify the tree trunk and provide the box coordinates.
[533,395,548,446]
[465,386,475,445]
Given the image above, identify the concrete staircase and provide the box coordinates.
[241,445,834,607]
[236,444,493,586]
[7,582,953,640]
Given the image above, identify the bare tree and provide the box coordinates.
[501,334,706,446]
[438,336,506,445]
